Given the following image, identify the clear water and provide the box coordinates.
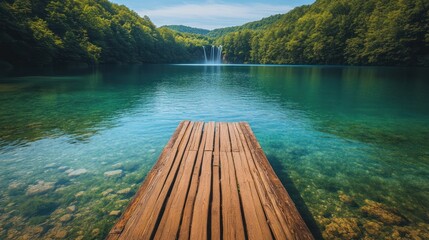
[0,65,428,239]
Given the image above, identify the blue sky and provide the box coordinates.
[110,0,315,30]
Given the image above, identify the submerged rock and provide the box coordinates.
[117,188,131,195]
[58,166,68,171]
[361,200,406,225]
[28,226,44,234]
[75,191,85,197]
[102,189,114,196]
[109,210,121,216]
[59,214,72,223]
[8,181,23,190]
[322,218,361,239]
[7,229,19,239]
[44,163,57,169]
[66,205,76,213]
[92,228,100,236]
[112,163,123,169]
[26,181,56,196]
[54,229,68,238]
[104,170,123,177]
[19,226,44,240]
[68,168,88,177]
[390,224,429,240]
[338,191,356,205]
[363,220,383,235]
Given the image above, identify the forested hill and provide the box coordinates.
[217,0,429,66]
[163,25,210,35]
[0,0,208,67]
[1,0,428,67]
[207,14,283,38]
[163,14,283,38]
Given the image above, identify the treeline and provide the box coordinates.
[207,14,283,38]
[217,0,429,66]
[0,0,208,67]
[163,25,210,35]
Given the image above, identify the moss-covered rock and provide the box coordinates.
[322,217,361,239]
[363,220,383,235]
[388,224,429,240]
[361,200,406,225]
[338,191,356,206]
[26,181,56,196]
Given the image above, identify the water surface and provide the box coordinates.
[0,65,428,239]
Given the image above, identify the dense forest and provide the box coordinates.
[163,25,210,36]
[0,0,209,67]
[217,0,429,66]
[1,0,428,67]
[206,14,283,38]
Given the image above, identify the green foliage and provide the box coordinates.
[217,30,255,63]
[208,14,284,38]
[163,25,210,35]
[218,0,429,66]
[2,0,427,66]
[0,0,207,66]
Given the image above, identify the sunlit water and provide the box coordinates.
[0,65,428,239]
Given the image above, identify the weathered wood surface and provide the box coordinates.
[107,121,313,240]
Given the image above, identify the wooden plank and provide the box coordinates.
[239,123,314,240]
[238,122,295,239]
[154,122,204,239]
[107,120,189,240]
[189,151,213,239]
[189,122,215,239]
[234,122,287,240]
[211,122,221,240]
[228,123,240,152]
[228,123,273,240]
[219,123,245,239]
[205,121,215,151]
[219,122,231,152]
[178,123,211,239]
[118,122,196,239]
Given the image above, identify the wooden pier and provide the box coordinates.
[107,121,313,240]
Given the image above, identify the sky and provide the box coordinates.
[110,0,315,30]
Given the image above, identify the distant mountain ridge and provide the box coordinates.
[162,25,210,35]
[163,14,284,38]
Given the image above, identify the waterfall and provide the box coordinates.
[217,45,222,63]
[211,45,215,63]
[202,46,207,63]
[203,45,223,64]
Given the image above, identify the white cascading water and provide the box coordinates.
[202,45,222,64]
[217,45,222,63]
[202,46,208,63]
[211,45,215,63]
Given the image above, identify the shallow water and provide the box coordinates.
[0,65,428,239]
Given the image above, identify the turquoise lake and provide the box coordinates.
[0,65,428,239]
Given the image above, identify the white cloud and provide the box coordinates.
[138,3,292,30]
